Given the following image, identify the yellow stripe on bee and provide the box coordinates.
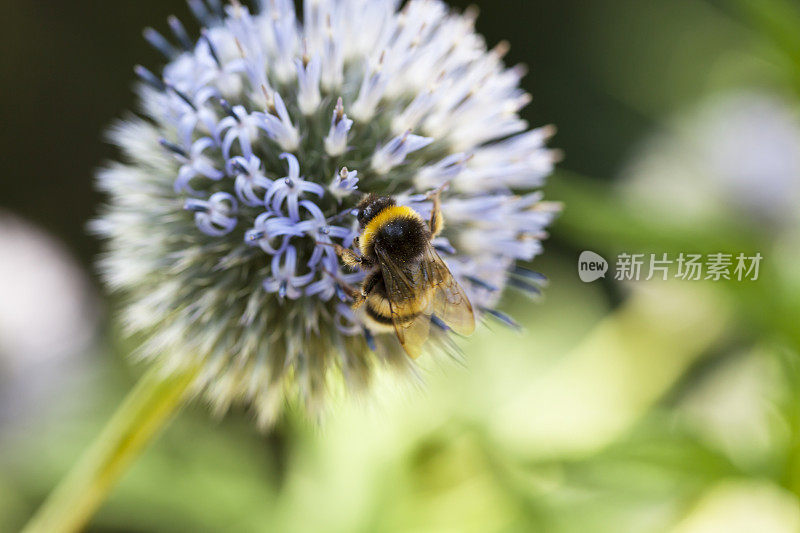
[366,287,433,319]
[359,205,422,256]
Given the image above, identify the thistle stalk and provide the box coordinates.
[22,365,199,533]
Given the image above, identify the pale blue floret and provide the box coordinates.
[167,15,193,50]
[324,98,353,156]
[172,137,225,195]
[143,27,178,59]
[329,167,359,202]
[226,155,273,207]
[219,102,261,160]
[266,1,300,82]
[415,152,471,189]
[351,55,389,122]
[306,262,364,303]
[295,55,322,114]
[163,85,221,147]
[187,0,219,26]
[263,245,315,300]
[372,131,434,174]
[224,5,277,96]
[134,65,166,91]
[184,192,238,236]
[264,154,325,221]
[224,5,265,67]
[245,213,304,255]
[295,199,356,269]
[195,32,247,97]
[254,92,300,151]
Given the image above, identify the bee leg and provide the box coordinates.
[362,270,380,294]
[317,241,370,269]
[336,280,366,310]
[319,266,368,310]
[339,247,365,269]
[351,293,366,310]
[354,271,381,311]
[340,281,366,309]
[425,185,447,238]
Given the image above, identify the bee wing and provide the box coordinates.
[389,299,431,359]
[421,243,476,336]
[375,245,431,359]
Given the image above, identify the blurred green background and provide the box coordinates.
[2,0,800,531]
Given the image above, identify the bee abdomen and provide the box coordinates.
[366,288,433,320]
[364,303,420,333]
[366,305,398,325]
[365,299,420,324]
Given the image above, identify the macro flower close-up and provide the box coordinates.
[6,0,800,532]
[94,0,559,425]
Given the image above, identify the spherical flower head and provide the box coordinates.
[93,0,560,427]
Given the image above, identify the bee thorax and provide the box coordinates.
[374,218,428,260]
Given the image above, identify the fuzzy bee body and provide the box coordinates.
[332,192,475,358]
[363,279,434,332]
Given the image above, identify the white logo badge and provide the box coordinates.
[578,251,608,282]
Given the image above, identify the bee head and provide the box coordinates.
[356,194,396,228]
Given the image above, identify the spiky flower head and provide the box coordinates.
[93,0,560,427]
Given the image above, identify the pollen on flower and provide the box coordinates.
[94,0,560,427]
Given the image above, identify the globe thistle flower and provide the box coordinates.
[94,0,560,427]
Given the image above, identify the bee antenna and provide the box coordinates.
[326,207,358,224]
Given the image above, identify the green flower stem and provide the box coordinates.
[22,364,200,533]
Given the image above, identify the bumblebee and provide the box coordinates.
[330,188,475,358]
